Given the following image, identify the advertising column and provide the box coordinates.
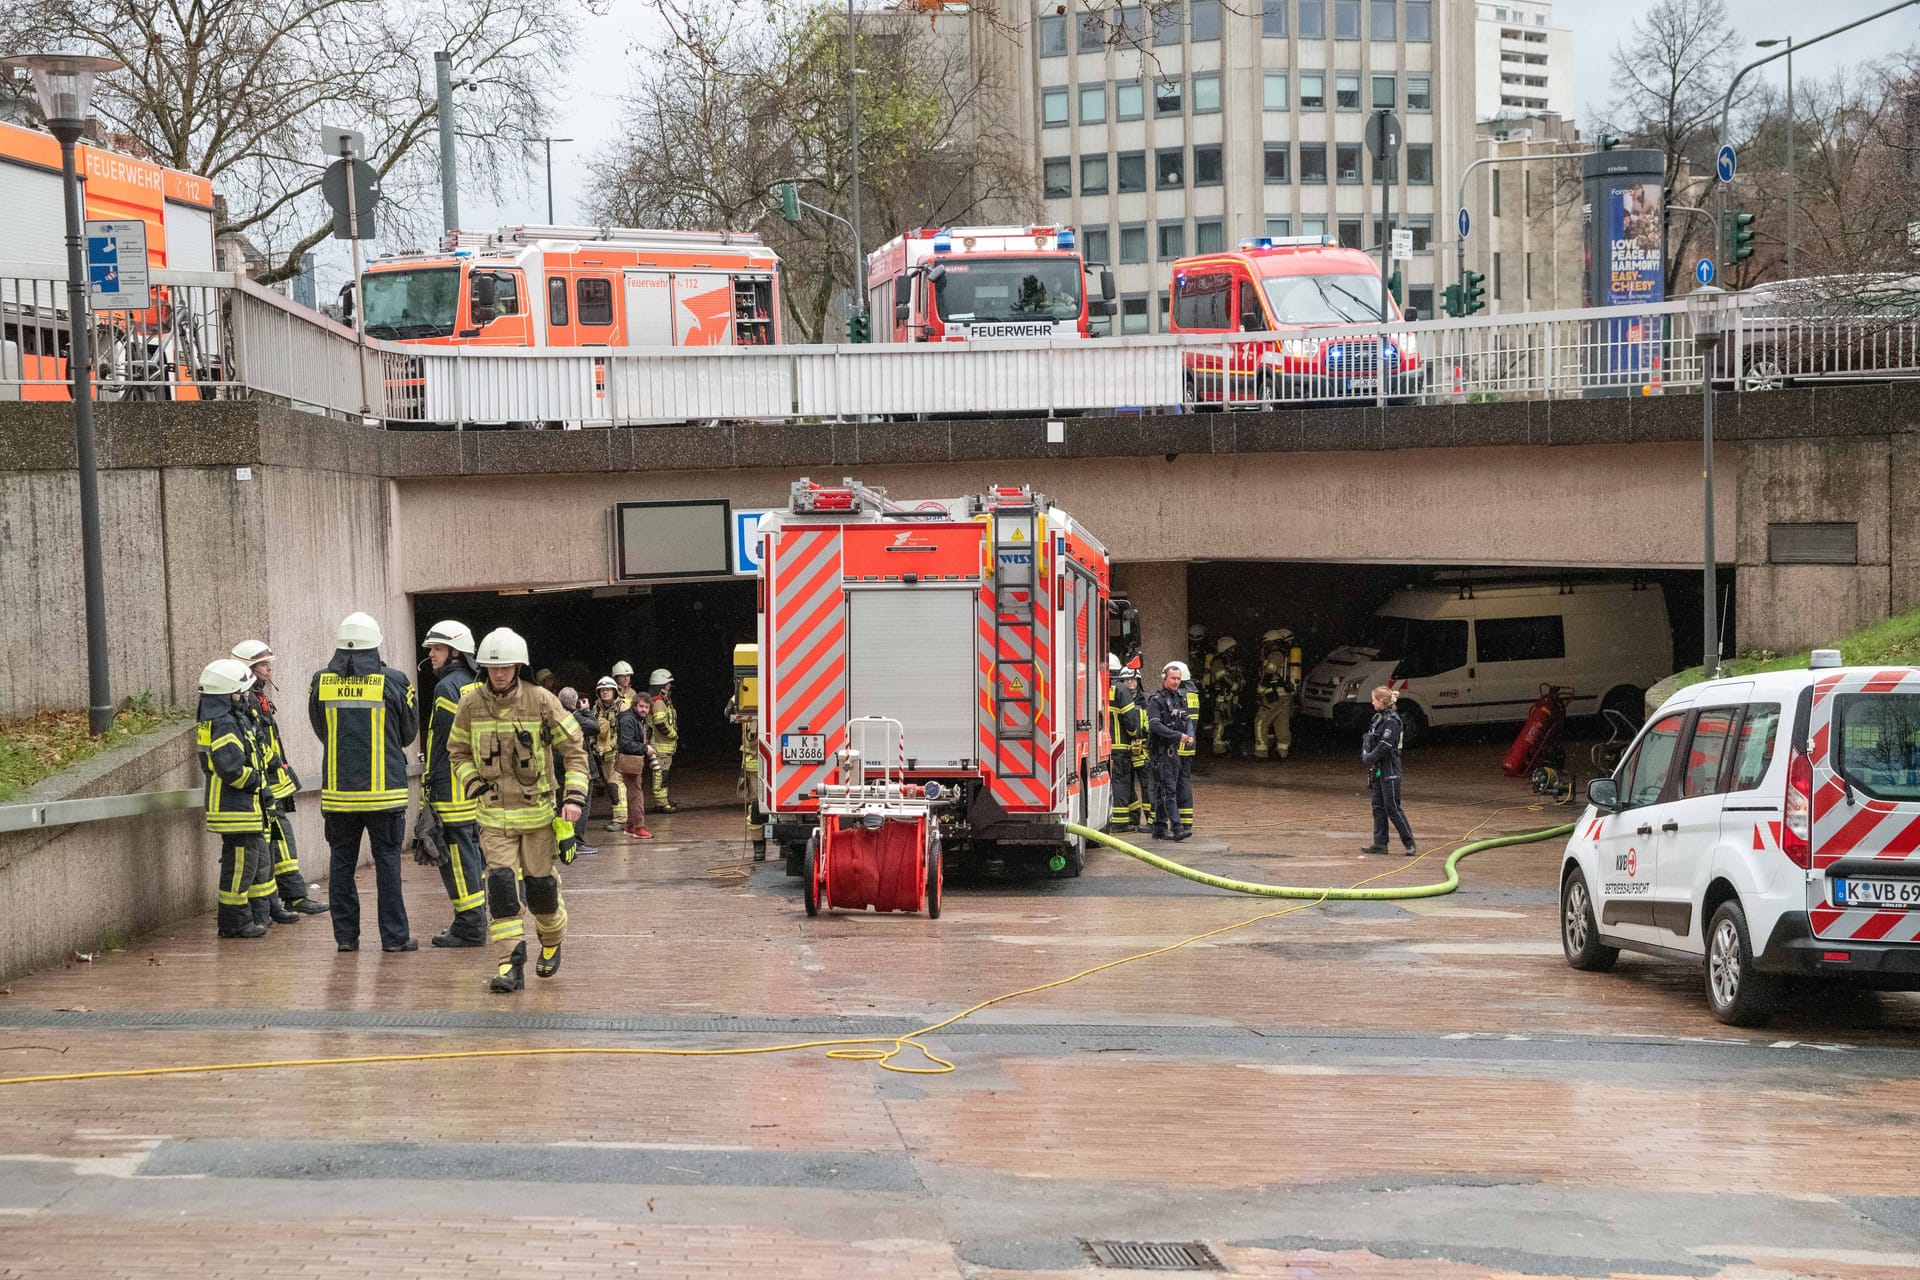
[1582,149,1667,396]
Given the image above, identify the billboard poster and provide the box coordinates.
[1604,182,1665,306]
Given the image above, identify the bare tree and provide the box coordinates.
[0,0,576,281]
[584,0,1033,341]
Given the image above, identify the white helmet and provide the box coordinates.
[1163,660,1191,681]
[596,676,619,692]
[230,639,273,664]
[649,668,673,686]
[422,620,475,655]
[475,627,530,668]
[1216,636,1238,653]
[1262,628,1293,645]
[1187,623,1206,640]
[1107,653,1122,673]
[611,660,635,677]
[335,611,383,650]
[199,657,254,695]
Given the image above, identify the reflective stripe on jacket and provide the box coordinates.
[446,679,591,832]
[199,696,267,834]
[308,649,418,813]
[424,660,481,822]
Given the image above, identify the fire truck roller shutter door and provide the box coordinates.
[623,271,673,345]
[847,588,978,769]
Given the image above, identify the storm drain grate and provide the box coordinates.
[1082,1240,1225,1271]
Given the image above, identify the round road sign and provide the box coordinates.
[1716,144,1737,184]
[1695,258,1715,286]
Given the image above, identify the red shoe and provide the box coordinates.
[625,826,654,840]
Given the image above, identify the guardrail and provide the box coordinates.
[5,266,1915,426]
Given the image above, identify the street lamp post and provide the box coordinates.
[3,51,124,735]
[537,137,574,223]
[1755,36,1793,280]
[847,0,866,326]
[1689,285,1729,679]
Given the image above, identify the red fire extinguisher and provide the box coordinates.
[1502,685,1575,778]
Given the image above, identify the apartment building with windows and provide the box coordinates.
[976,0,1476,331]
[1472,1,1572,121]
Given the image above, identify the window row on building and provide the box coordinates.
[1039,0,1434,54]
[1043,141,1434,195]
[1042,72,1432,124]
[1078,213,1436,269]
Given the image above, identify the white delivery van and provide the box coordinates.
[1560,653,1920,1024]
[1299,581,1671,742]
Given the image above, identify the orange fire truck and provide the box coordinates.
[1,120,218,400]
[353,225,782,348]
[756,478,1136,882]
[866,225,1114,342]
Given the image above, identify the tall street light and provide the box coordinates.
[1755,36,1793,280]
[3,51,124,735]
[536,137,573,223]
[1689,285,1730,679]
[847,0,866,328]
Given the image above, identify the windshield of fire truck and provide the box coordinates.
[361,267,460,338]
[933,257,1083,323]
[1263,272,1400,325]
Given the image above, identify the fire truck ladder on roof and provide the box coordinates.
[441,226,769,252]
[991,493,1040,774]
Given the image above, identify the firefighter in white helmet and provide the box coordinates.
[1206,635,1246,757]
[1253,628,1303,761]
[418,619,487,947]
[308,611,418,953]
[592,676,628,831]
[230,639,325,917]
[647,668,679,814]
[447,628,591,993]
[609,661,638,710]
[1105,653,1149,833]
[1145,660,1195,842]
[198,659,276,938]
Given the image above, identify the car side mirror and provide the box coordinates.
[472,272,500,325]
[1090,297,1115,317]
[895,303,910,323]
[336,281,355,323]
[926,263,946,285]
[1403,307,1420,322]
[1241,312,1264,333]
[893,275,911,306]
[1100,269,1116,302]
[1587,777,1621,811]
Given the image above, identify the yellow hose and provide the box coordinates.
[0,808,1574,1088]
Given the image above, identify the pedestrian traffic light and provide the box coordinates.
[1729,211,1757,264]
[776,182,801,224]
[1462,269,1487,315]
[1386,270,1403,307]
[1441,282,1463,318]
[846,311,870,343]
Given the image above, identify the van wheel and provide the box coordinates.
[1561,869,1618,971]
[1706,900,1775,1026]
[1601,686,1645,728]
[1398,703,1428,749]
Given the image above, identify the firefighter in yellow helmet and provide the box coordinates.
[647,668,679,813]
[447,628,591,993]
[1253,628,1303,761]
[198,659,276,938]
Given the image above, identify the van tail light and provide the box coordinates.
[1782,748,1814,869]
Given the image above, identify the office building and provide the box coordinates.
[1472,1,1573,121]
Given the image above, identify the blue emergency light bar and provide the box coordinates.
[1057,226,1075,250]
[932,231,952,253]
[1239,235,1337,250]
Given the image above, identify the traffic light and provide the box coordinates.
[1598,132,1622,152]
[1462,269,1487,315]
[1729,211,1757,264]
[1386,270,1403,307]
[776,182,801,224]
[1441,283,1463,318]
[846,311,870,343]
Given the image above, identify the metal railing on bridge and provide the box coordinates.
[4,266,1915,427]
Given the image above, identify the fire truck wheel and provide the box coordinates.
[803,831,822,918]
[925,835,943,919]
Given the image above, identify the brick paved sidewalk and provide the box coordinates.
[0,741,1916,1279]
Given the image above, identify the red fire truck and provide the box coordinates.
[866,225,1114,342]
[756,478,1134,880]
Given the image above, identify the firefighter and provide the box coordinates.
[1123,656,1153,829]
[1145,661,1194,842]
[1360,686,1418,857]
[610,660,639,710]
[1186,622,1211,727]
[230,640,326,916]
[593,677,628,831]
[1106,653,1148,833]
[1253,628,1302,761]
[724,690,767,859]
[308,611,418,954]
[419,620,487,948]
[199,659,275,938]
[1176,661,1200,836]
[555,690,600,857]
[1207,636,1246,757]
[447,628,591,993]
[648,668,679,813]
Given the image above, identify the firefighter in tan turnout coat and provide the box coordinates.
[447,628,592,994]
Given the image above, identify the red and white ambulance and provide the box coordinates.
[866,225,1114,342]
[755,478,1124,879]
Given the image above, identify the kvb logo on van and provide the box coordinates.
[1614,848,1638,877]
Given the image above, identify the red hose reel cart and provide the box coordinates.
[803,717,943,919]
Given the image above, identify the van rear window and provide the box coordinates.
[1833,694,1920,801]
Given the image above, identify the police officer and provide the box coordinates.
[1106,653,1148,834]
[1145,661,1194,842]
[447,628,591,994]
[230,640,326,916]
[1360,686,1418,857]
[592,677,627,831]
[420,620,487,948]
[1253,628,1302,762]
[199,659,275,938]
[648,668,679,813]
[308,611,418,953]
[1207,636,1246,757]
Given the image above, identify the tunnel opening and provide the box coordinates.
[410,579,757,765]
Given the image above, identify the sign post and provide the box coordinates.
[320,126,377,416]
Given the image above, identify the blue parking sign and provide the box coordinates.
[733,509,770,576]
